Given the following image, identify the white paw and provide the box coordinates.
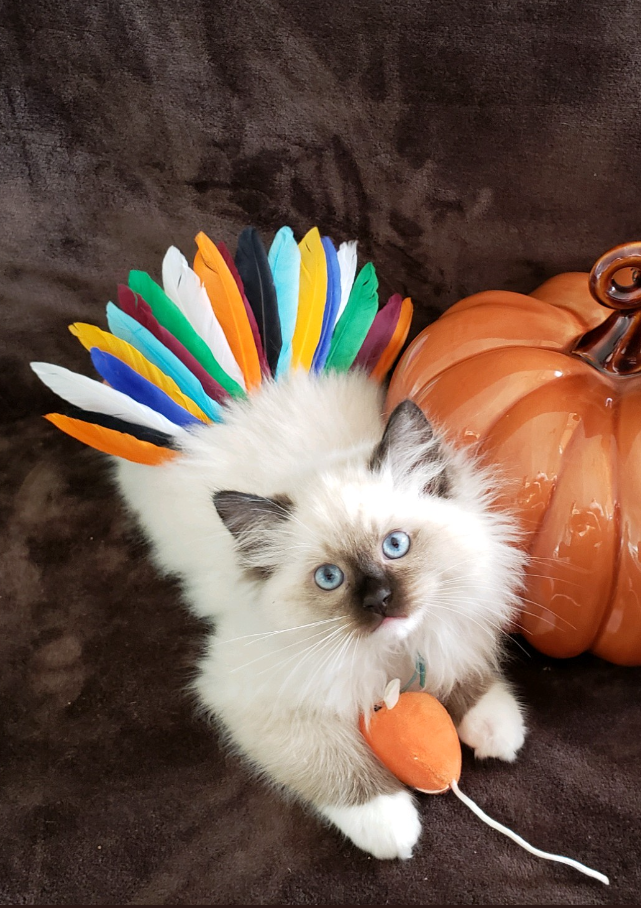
[321,790,421,860]
[458,681,526,762]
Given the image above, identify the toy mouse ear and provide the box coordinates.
[213,491,293,577]
[369,400,450,497]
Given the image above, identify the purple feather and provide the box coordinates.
[312,237,341,372]
[352,294,403,373]
[89,348,201,428]
[117,286,230,403]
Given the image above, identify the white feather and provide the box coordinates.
[30,362,186,437]
[162,246,246,391]
[335,240,358,325]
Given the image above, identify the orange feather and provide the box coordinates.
[45,414,179,466]
[69,323,210,423]
[193,232,262,390]
[371,297,413,382]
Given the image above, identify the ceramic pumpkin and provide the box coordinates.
[388,243,641,666]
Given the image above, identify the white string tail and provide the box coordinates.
[449,779,609,886]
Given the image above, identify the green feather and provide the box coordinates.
[324,263,379,371]
[128,271,244,398]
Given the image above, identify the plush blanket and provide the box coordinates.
[2,0,640,903]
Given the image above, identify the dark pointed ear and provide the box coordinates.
[213,491,293,577]
[369,400,450,497]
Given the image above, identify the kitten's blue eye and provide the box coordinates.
[314,564,344,591]
[382,531,411,559]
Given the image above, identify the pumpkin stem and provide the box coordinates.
[573,242,641,375]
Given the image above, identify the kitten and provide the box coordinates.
[116,369,526,860]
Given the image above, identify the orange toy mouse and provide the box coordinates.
[360,685,609,885]
[360,691,461,794]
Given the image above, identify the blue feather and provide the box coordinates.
[89,348,201,429]
[311,237,341,372]
[268,227,301,378]
[106,303,223,423]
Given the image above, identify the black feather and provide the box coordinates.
[235,227,282,374]
[61,405,178,449]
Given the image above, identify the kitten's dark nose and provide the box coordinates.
[362,582,393,616]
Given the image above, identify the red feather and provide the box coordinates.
[371,297,413,382]
[353,294,403,374]
[117,286,230,403]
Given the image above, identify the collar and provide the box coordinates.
[401,655,426,692]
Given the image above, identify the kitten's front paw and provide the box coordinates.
[458,681,526,762]
[321,790,421,860]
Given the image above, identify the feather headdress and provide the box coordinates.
[32,226,413,464]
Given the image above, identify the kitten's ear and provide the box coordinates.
[214,491,293,576]
[370,400,450,496]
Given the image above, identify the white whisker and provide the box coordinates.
[270,626,349,699]
[218,615,348,647]
[241,616,348,646]
[294,628,354,707]
[228,623,345,674]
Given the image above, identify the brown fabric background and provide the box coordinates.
[2,0,640,903]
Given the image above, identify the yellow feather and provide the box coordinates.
[69,323,210,423]
[291,227,327,370]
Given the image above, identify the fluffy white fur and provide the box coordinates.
[322,791,421,860]
[458,679,526,762]
[115,370,526,860]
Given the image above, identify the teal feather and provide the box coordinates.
[268,227,301,378]
[106,303,222,422]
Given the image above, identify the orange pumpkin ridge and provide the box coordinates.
[388,243,641,665]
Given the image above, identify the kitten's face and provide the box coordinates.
[276,510,430,639]
[265,475,448,642]
[314,524,420,634]
[214,401,501,647]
